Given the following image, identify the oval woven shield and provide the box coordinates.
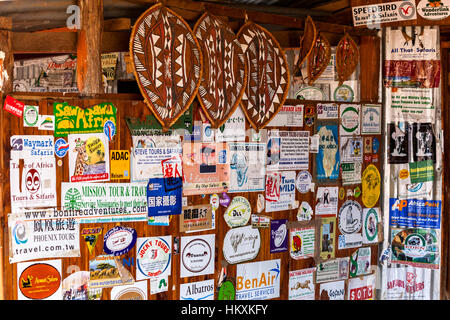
[193,13,247,129]
[336,33,359,86]
[130,4,202,130]
[237,21,290,130]
[308,32,331,86]
[293,16,317,77]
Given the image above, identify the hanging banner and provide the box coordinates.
[236,259,280,300]
[228,142,266,192]
[54,102,117,137]
[60,182,148,223]
[9,210,80,263]
[288,268,315,300]
[182,142,229,195]
[382,266,431,300]
[68,133,110,183]
[266,130,309,171]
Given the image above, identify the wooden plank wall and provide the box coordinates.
[0,94,381,300]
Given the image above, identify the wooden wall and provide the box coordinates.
[0,94,381,300]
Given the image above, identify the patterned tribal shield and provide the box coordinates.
[130,4,202,130]
[237,21,290,131]
[293,16,317,78]
[308,32,331,86]
[336,33,359,86]
[193,13,247,129]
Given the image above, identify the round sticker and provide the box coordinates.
[362,164,381,208]
[23,105,39,127]
[295,171,312,194]
[55,137,69,158]
[338,200,362,234]
[297,201,313,221]
[103,120,116,141]
[103,226,137,256]
[223,196,251,228]
[340,105,359,134]
[181,238,212,273]
[137,237,171,277]
[223,225,260,264]
[333,84,354,102]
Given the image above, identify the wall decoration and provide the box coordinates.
[391,228,440,269]
[339,104,360,136]
[319,280,345,300]
[236,259,280,300]
[17,259,62,300]
[412,123,436,163]
[180,279,215,300]
[361,104,381,134]
[288,268,315,300]
[81,227,102,255]
[103,226,137,256]
[89,255,133,289]
[4,95,24,117]
[307,33,331,85]
[318,217,336,261]
[110,150,130,180]
[147,177,182,217]
[295,171,313,194]
[9,210,80,263]
[136,236,172,280]
[315,257,349,283]
[389,198,441,229]
[223,225,261,264]
[347,274,376,300]
[315,186,338,217]
[338,200,363,234]
[180,234,215,278]
[23,105,39,127]
[265,171,296,212]
[270,219,288,253]
[111,280,147,300]
[53,102,116,137]
[237,21,290,130]
[228,142,266,193]
[193,12,247,128]
[215,107,246,142]
[336,33,359,85]
[363,207,380,244]
[267,104,304,127]
[388,122,409,163]
[130,3,203,130]
[68,133,110,183]
[340,136,363,163]
[317,103,338,119]
[292,16,317,78]
[349,247,371,278]
[315,123,340,181]
[217,279,236,300]
[60,182,148,223]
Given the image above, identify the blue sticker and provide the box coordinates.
[147,177,182,217]
[316,124,340,180]
[389,198,441,229]
[373,137,380,153]
[55,137,69,158]
[103,226,137,256]
[103,120,116,141]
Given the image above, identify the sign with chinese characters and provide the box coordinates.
[265,171,296,212]
[180,205,213,233]
[9,210,80,263]
[54,102,117,136]
[147,177,182,217]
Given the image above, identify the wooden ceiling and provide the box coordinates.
[0,0,353,32]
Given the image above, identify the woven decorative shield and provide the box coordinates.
[336,33,359,86]
[193,13,247,129]
[237,21,290,130]
[293,16,317,77]
[307,32,331,86]
[130,4,202,130]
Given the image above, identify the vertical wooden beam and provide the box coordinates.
[77,0,104,95]
[0,16,12,302]
[359,35,380,103]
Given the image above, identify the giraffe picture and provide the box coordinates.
[68,133,110,183]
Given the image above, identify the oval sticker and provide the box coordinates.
[224,196,251,228]
[338,200,363,234]
[103,226,137,256]
[417,0,450,20]
[362,164,381,208]
[223,225,260,264]
[19,263,61,299]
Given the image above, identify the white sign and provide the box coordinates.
[315,186,338,217]
[61,182,148,223]
[180,279,215,300]
[9,209,80,263]
[136,236,172,280]
[265,171,296,212]
[347,274,376,300]
[340,104,360,136]
[216,107,246,142]
[289,268,315,300]
[317,103,338,119]
[267,130,309,171]
[180,234,215,278]
[352,1,417,27]
[236,259,281,300]
[223,225,261,264]
[417,0,450,20]
[320,280,345,300]
[268,105,304,127]
[111,281,148,300]
[362,104,381,134]
[10,135,54,158]
[382,266,431,300]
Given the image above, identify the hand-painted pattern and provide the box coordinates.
[336,33,359,86]
[130,4,202,130]
[194,12,247,129]
[237,21,290,131]
[307,32,331,85]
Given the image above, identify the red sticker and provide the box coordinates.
[3,95,24,117]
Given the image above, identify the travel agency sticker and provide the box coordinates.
[136,236,172,280]
[236,259,280,300]
[17,259,62,300]
[223,196,251,228]
[339,104,360,136]
[290,226,315,260]
[180,234,215,278]
[103,226,137,256]
[223,225,261,264]
[362,164,381,208]
[316,123,340,181]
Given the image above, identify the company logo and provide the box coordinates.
[19,263,61,299]
[13,221,28,244]
[25,169,41,194]
[103,120,116,141]
[103,226,137,256]
[399,1,416,19]
[64,188,82,210]
[418,0,450,20]
[55,138,69,158]
[181,238,212,273]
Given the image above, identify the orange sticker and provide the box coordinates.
[19,263,61,299]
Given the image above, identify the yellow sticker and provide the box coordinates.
[362,164,380,208]
[110,150,130,180]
